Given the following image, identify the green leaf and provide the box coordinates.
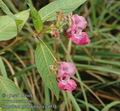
[0,0,29,35]
[35,40,59,99]
[15,10,30,32]
[39,0,87,21]
[0,76,31,111]
[0,15,17,41]
[30,6,43,32]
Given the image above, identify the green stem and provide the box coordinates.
[68,92,81,111]
[59,38,89,111]
[0,56,8,78]
[90,0,97,27]
[26,0,33,6]
[0,0,15,18]
[3,0,18,13]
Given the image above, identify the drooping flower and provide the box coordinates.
[58,79,77,92]
[67,31,90,45]
[57,62,77,92]
[71,14,87,30]
[57,62,76,80]
[66,14,90,45]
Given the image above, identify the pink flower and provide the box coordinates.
[67,31,90,45]
[71,14,87,30]
[57,62,77,92]
[57,62,76,79]
[66,14,90,45]
[58,79,77,92]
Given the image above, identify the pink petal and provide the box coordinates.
[58,79,77,92]
[72,14,87,30]
[57,62,76,79]
[70,32,90,45]
[58,80,66,90]
[64,79,77,92]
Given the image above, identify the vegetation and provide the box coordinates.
[0,0,120,111]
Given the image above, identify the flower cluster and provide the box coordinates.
[55,14,90,92]
[57,62,77,92]
[66,14,90,45]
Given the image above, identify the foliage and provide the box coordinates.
[0,0,120,111]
